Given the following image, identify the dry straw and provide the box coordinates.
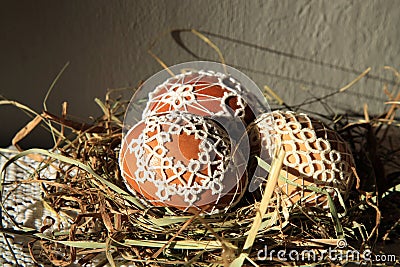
[1,29,399,266]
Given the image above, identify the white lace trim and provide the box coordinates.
[142,70,247,119]
[256,111,354,208]
[121,112,233,210]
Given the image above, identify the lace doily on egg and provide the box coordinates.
[122,112,238,212]
[142,70,247,119]
[256,111,354,209]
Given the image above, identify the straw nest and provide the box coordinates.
[1,41,400,267]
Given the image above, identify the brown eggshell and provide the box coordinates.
[143,71,255,124]
[119,112,247,213]
[254,111,355,209]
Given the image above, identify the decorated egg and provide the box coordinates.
[121,62,273,213]
[142,70,255,124]
[119,112,247,213]
[253,110,355,209]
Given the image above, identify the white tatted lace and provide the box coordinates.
[256,111,354,208]
[142,70,247,119]
[122,112,232,208]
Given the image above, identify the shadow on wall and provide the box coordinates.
[170,29,397,105]
[2,29,399,149]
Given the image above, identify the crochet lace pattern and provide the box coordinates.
[120,112,244,213]
[142,70,248,119]
[0,152,128,267]
[255,111,354,208]
[1,153,54,267]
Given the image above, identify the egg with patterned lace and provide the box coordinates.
[142,70,255,124]
[119,112,247,213]
[251,110,355,209]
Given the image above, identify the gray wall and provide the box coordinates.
[1,0,399,148]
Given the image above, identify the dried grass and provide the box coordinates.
[1,29,399,267]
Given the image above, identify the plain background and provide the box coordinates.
[0,0,399,148]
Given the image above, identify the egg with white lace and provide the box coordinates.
[142,70,255,124]
[253,110,355,209]
[119,112,247,213]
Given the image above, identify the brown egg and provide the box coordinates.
[142,71,255,124]
[253,111,355,209]
[119,112,247,213]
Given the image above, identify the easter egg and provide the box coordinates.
[253,110,355,209]
[142,70,255,124]
[119,112,247,213]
